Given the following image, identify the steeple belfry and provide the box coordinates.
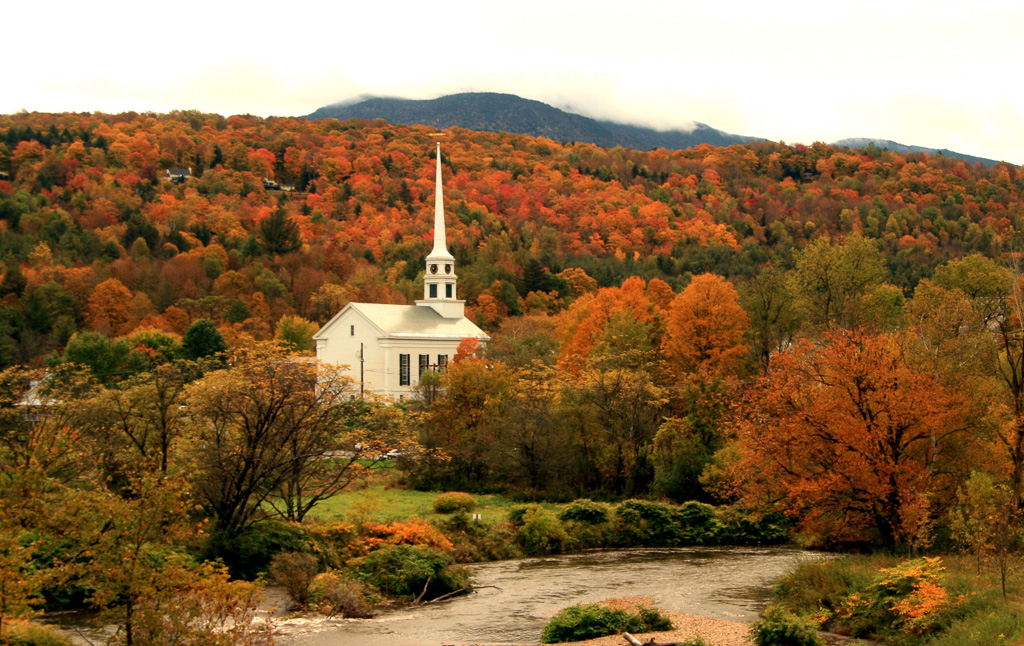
[417,143,464,319]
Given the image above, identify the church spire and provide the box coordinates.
[418,143,463,318]
[428,142,454,261]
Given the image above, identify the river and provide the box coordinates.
[280,546,821,646]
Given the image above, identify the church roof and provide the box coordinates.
[314,303,489,341]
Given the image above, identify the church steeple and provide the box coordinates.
[417,143,464,319]
[428,143,454,262]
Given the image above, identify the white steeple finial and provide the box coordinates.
[428,143,454,261]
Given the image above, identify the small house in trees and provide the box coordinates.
[313,144,489,398]
[164,167,192,184]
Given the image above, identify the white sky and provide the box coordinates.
[7,0,1022,164]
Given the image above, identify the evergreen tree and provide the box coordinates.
[258,208,301,255]
[182,319,228,360]
[225,299,252,324]
[0,257,26,297]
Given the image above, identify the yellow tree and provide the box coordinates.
[661,273,749,378]
[86,278,134,336]
[558,276,664,374]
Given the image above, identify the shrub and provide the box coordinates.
[749,605,824,646]
[305,520,357,569]
[838,557,960,639]
[204,520,312,580]
[357,520,454,553]
[517,506,569,555]
[541,602,674,643]
[559,499,609,524]
[674,501,720,544]
[308,571,375,618]
[716,507,789,545]
[614,499,680,546]
[563,520,613,551]
[269,552,320,608]
[352,544,471,601]
[772,558,878,620]
[508,505,530,525]
[459,523,524,561]
[433,492,478,514]
[0,620,72,646]
[127,559,273,646]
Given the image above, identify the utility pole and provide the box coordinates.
[359,342,365,399]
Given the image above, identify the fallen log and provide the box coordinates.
[622,632,686,646]
[416,585,503,604]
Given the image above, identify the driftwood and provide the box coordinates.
[414,575,434,604]
[413,582,503,605]
[423,585,502,604]
[622,632,686,646]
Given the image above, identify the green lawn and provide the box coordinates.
[309,473,554,525]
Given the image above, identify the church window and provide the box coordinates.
[445,264,451,274]
[429,284,438,298]
[350,325,354,336]
[446,284,453,298]
[399,354,410,386]
[437,355,448,371]
[419,354,429,376]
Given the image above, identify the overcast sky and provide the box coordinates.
[7,0,1022,163]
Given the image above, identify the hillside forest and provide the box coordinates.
[3,109,1024,642]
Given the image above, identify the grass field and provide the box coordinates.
[308,469,553,525]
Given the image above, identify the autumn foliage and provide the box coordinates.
[4,109,1024,623]
[730,331,964,547]
[0,110,1021,371]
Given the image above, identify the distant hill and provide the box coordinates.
[832,138,999,168]
[308,93,1002,167]
[306,92,759,151]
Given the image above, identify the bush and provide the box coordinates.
[357,520,454,553]
[0,620,72,646]
[308,571,375,618]
[204,520,312,580]
[433,492,478,514]
[838,557,959,639]
[517,506,569,555]
[674,501,720,544]
[269,552,320,608]
[563,520,613,551]
[716,507,790,545]
[559,499,609,524]
[305,520,357,569]
[749,605,824,646]
[508,505,530,525]
[352,544,471,601]
[772,558,878,620]
[614,499,680,546]
[541,602,674,643]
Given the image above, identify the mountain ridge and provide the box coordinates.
[306,92,759,151]
[307,92,1000,167]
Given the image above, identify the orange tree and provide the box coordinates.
[661,273,748,379]
[654,273,748,501]
[730,330,967,547]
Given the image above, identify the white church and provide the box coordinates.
[313,144,490,398]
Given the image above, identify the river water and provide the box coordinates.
[283,546,820,646]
